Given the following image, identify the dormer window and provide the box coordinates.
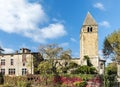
[87,27,92,32]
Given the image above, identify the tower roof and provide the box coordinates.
[83,12,97,26]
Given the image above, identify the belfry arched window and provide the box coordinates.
[90,27,92,32]
[87,27,89,32]
[87,27,92,32]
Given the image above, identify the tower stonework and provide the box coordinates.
[80,12,99,70]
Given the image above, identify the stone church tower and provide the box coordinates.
[80,12,99,70]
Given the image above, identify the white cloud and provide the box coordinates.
[99,50,106,60]
[52,18,59,22]
[94,3,105,10]
[98,50,103,57]
[0,0,66,43]
[99,21,110,28]
[0,42,14,53]
[70,38,77,42]
[3,48,15,53]
[99,50,111,65]
[24,23,66,43]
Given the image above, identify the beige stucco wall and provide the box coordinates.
[71,59,80,65]
[0,53,34,76]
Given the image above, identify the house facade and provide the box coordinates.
[0,48,40,76]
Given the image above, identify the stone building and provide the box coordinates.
[0,48,41,76]
[71,12,105,74]
[79,12,105,74]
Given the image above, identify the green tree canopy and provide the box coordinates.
[103,30,120,61]
[38,60,52,74]
[38,44,71,74]
[106,62,117,75]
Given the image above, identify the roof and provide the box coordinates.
[20,48,31,51]
[83,12,97,26]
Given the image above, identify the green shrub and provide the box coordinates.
[71,65,96,74]
[3,83,12,87]
[17,81,31,87]
[74,81,87,87]
[68,62,78,69]
[61,83,67,87]
[4,76,28,87]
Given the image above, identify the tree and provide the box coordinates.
[106,62,117,75]
[38,44,62,74]
[33,53,44,74]
[38,60,52,74]
[38,44,71,74]
[103,30,120,61]
[59,50,71,73]
[103,30,120,86]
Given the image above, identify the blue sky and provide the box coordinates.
[0,0,120,58]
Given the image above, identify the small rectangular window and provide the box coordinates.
[1,59,5,65]
[100,63,103,69]
[23,63,25,66]
[11,59,14,65]
[9,68,15,75]
[22,68,27,75]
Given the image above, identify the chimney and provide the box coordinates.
[20,48,31,53]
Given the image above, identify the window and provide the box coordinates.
[87,27,90,32]
[11,59,14,65]
[1,69,5,75]
[9,68,15,75]
[90,27,92,32]
[100,63,103,69]
[23,63,25,66]
[1,59,5,65]
[22,68,27,75]
[87,27,92,32]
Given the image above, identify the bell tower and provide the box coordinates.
[80,12,99,69]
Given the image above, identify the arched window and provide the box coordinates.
[87,27,89,32]
[87,27,92,32]
[90,27,92,32]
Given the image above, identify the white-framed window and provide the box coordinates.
[22,68,27,75]
[9,68,15,75]
[1,59,5,65]
[1,69,5,75]
[11,59,14,65]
